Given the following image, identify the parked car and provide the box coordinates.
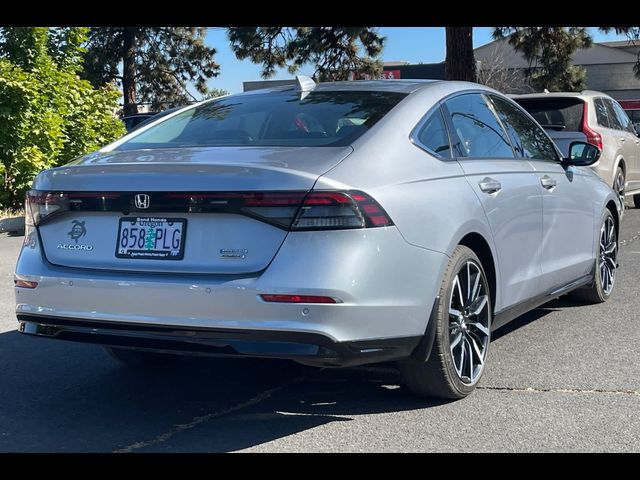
[513,91,640,208]
[121,113,157,132]
[15,79,621,399]
[128,107,184,133]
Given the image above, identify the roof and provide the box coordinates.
[474,37,639,67]
[244,79,442,95]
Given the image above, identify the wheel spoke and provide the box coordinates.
[470,336,485,367]
[449,307,462,319]
[466,337,474,380]
[470,270,481,302]
[457,340,466,377]
[467,320,490,337]
[453,275,464,310]
[469,295,488,316]
[467,263,472,302]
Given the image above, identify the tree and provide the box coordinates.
[82,28,220,115]
[476,41,532,94]
[227,27,385,81]
[201,87,229,101]
[445,27,476,82]
[0,27,124,208]
[493,27,592,91]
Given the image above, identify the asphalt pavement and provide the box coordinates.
[1,210,639,452]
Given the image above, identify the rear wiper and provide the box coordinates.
[540,124,566,131]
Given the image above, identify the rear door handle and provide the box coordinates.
[540,175,557,190]
[620,137,626,143]
[478,177,502,194]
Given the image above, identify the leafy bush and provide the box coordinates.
[0,28,124,208]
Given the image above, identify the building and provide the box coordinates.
[382,38,640,118]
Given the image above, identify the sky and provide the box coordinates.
[203,27,632,94]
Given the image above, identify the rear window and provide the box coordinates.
[116,90,407,150]
[514,97,585,132]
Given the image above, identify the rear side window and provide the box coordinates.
[444,93,514,158]
[116,90,407,150]
[594,98,612,128]
[514,97,584,132]
[603,98,623,130]
[414,108,453,158]
[609,99,636,134]
[490,95,559,161]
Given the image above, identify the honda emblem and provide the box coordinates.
[134,194,150,209]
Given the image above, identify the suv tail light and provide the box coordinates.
[581,102,603,150]
[24,189,393,231]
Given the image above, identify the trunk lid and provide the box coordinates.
[34,146,352,274]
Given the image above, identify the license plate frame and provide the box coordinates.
[115,217,187,260]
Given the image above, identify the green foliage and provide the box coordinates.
[227,27,385,81]
[0,27,124,208]
[493,27,592,91]
[201,87,229,100]
[82,27,220,111]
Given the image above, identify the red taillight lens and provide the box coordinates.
[581,102,603,151]
[260,294,338,303]
[291,190,393,231]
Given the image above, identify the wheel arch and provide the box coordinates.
[458,232,497,314]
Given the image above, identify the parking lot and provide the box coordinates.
[1,210,639,453]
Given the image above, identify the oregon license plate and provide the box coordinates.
[115,217,186,260]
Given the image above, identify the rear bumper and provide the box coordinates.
[16,227,448,345]
[17,314,421,367]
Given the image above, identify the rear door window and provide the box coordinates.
[603,98,623,130]
[594,98,612,129]
[444,93,514,158]
[490,95,559,161]
[610,99,637,134]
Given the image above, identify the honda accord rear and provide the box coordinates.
[15,79,450,374]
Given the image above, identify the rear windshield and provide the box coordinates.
[116,90,407,150]
[514,97,585,132]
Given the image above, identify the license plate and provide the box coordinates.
[115,217,186,260]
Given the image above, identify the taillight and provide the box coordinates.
[23,189,393,231]
[291,191,393,231]
[25,191,120,226]
[582,102,603,150]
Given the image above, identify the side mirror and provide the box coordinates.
[563,141,601,167]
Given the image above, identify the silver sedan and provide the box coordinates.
[15,78,621,399]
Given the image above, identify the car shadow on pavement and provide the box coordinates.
[0,329,446,452]
[0,297,574,452]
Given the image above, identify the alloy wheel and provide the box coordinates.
[448,261,491,385]
[599,215,617,295]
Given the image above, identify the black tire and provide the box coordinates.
[571,209,617,304]
[613,167,626,208]
[634,193,640,209]
[103,346,180,368]
[400,245,491,399]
